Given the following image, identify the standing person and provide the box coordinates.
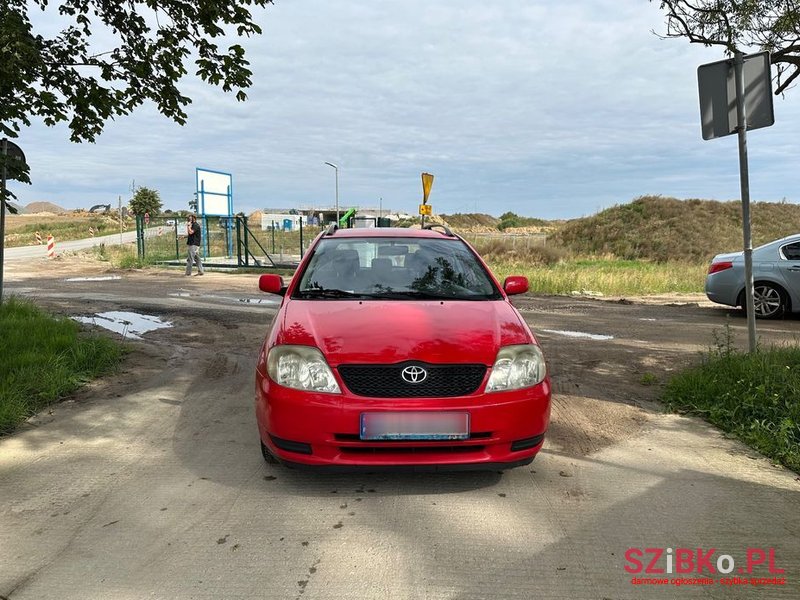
[185,214,204,276]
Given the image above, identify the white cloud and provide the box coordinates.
[11,0,800,218]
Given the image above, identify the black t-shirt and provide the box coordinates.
[187,221,201,246]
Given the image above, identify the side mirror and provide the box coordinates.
[503,276,529,296]
[259,274,286,295]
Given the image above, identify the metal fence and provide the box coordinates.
[135,216,182,262]
[135,218,550,268]
[135,215,321,269]
[460,232,548,249]
[249,219,324,263]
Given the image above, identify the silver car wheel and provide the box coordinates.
[753,284,784,318]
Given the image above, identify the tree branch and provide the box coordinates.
[776,63,800,93]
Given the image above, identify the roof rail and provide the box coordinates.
[324,223,339,236]
[421,223,455,237]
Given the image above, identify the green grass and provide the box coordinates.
[0,297,125,433]
[486,257,705,296]
[466,234,706,296]
[663,335,800,472]
[91,244,165,269]
[640,372,659,386]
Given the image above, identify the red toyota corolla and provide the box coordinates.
[254,225,551,470]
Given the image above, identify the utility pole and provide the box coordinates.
[324,162,339,224]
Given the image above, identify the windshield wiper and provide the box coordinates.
[296,288,491,301]
[296,288,372,299]
[370,290,471,300]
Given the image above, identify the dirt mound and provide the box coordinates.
[553,195,800,263]
[440,213,499,230]
[25,201,66,214]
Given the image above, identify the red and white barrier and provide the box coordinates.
[157,226,163,236]
[35,231,42,245]
[89,226,95,237]
[46,235,56,259]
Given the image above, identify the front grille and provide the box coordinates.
[338,362,486,397]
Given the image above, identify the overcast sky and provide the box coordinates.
[11,0,800,219]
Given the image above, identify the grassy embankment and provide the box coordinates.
[663,328,800,472]
[0,297,124,433]
[459,196,800,296]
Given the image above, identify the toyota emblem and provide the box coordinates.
[401,365,428,384]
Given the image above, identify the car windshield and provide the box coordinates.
[294,237,501,300]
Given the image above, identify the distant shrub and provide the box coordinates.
[497,212,550,231]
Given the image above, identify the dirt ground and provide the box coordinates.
[2,255,799,599]
[4,253,797,459]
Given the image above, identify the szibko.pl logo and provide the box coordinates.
[625,547,786,587]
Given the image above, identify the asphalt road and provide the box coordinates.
[3,229,144,260]
[1,263,798,599]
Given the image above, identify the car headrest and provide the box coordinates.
[407,250,435,269]
[371,258,392,271]
[333,248,359,264]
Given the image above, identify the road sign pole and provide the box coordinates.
[734,52,757,353]
[1,138,7,305]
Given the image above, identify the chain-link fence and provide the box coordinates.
[249,219,324,262]
[136,215,323,268]
[136,215,181,262]
[460,232,548,250]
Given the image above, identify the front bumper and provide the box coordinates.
[255,371,551,469]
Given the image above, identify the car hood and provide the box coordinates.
[276,300,532,366]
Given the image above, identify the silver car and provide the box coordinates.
[705,234,800,318]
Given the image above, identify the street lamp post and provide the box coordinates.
[324,162,339,224]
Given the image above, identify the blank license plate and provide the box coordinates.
[360,412,470,441]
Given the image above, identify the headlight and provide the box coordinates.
[486,344,546,392]
[267,345,341,393]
